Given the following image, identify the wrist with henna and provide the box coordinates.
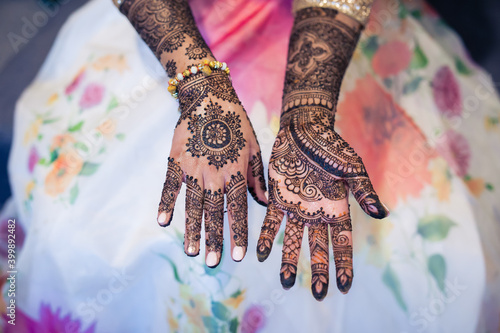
[258,7,388,301]
[119,0,216,77]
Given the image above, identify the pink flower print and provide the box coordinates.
[28,146,39,173]
[436,129,471,177]
[432,66,462,117]
[3,303,96,333]
[240,305,266,333]
[79,83,105,109]
[65,68,86,95]
[372,40,412,78]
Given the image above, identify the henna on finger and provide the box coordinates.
[308,223,330,301]
[158,157,183,226]
[331,214,353,293]
[226,172,248,260]
[346,177,388,219]
[257,203,285,262]
[248,152,267,206]
[280,216,305,289]
[203,188,225,267]
[184,175,204,256]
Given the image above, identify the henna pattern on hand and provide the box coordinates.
[203,188,225,254]
[187,99,246,170]
[331,214,353,293]
[226,172,248,248]
[259,7,388,300]
[309,222,330,300]
[177,72,241,124]
[248,152,267,206]
[158,157,183,226]
[280,217,304,289]
[185,175,203,256]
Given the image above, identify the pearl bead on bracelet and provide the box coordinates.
[167,60,230,99]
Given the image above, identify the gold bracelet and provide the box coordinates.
[292,0,374,25]
[167,60,230,99]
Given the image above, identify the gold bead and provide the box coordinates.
[167,85,177,94]
[225,68,230,74]
[183,70,190,77]
[202,65,212,76]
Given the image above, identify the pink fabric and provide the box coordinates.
[190,0,293,118]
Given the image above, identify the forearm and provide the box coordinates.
[116,0,215,78]
[281,8,363,122]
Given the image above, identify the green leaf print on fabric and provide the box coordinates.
[361,36,379,60]
[79,162,100,176]
[68,121,84,132]
[212,301,231,321]
[454,56,472,76]
[106,96,119,112]
[417,215,455,242]
[403,77,424,94]
[229,317,238,333]
[202,316,220,333]
[158,254,183,283]
[428,254,446,292]
[69,183,79,205]
[410,44,428,70]
[382,264,407,312]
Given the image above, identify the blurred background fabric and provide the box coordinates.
[0,0,500,208]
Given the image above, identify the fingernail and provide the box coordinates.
[264,191,268,200]
[206,252,218,267]
[157,212,167,224]
[232,246,244,261]
[187,244,197,256]
[381,202,390,216]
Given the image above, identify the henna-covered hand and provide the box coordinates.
[257,7,388,301]
[119,0,267,267]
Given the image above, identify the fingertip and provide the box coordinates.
[256,244,271,262]
[232,246,245,262]
[157,211,171,227]
[280,272,296,290]
[336,274,353,294]
[312,277,329,301]
[362,195,389,219]
[206,251,220,268]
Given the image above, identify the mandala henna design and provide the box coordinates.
[226,172,248,248]
[187,100,246,169]
[165,60,177,78]
[203,188,224,254]
[185,175,204,256]
[331,214,353,293]
[309,223,330,300]
[158,157,183,225]
[177,72,241,124]
[185,41,208,60]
